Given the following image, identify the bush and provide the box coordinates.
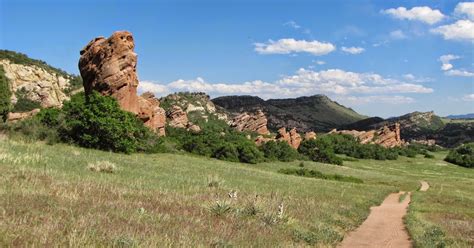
[0,65,11,122]
[237,144,264,164]
[59,92,161,153]
[278,168,363,183]
[298,139,343,165]
[213,143,239,162]
[259,140,299,162]
[445,143,474,168]
[12,88,41,112]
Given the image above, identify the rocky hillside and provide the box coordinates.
[343,111,473,147]
[0,50,82,115]
[212,95,366,132]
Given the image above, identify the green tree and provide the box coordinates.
[0,65,12,122]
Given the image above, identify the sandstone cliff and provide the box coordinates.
[78,31,166,135]
[330,123,404,148]
[231,110,270,135]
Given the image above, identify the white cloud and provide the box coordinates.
[315,60,326,65]
[340,95,415,105]
[439,54,460,71]
[403,74,433,83]
[284,21,301,29]
[431,19,474,42]
[139,81,170,95]
[445,69,474,77]
[341,46,365,54]
[382,6,445,24]
[455,2,474,20]
[139,68,433,100]
[390,30,408,39]
[462,93,474,101]
[254,38,336,56]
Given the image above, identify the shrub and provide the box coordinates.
[12,88,41,112]
[445,143,474,168]
[259,140,299,162]
[213,143,239,162]
[298,139,343,165]
[209,201,232,216]
[0,65,11,122]
[60,92,160,154]
[278,168,363,183]
[237,144,264,164]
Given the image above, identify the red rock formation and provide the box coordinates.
[304,131,317,140]
[276,127,302,149]
[167,105,189,128]
[79,31,166,135]
[254,135,274,146]
[138,92,166,136]
[330,123,404,148]
[231,110,269,135]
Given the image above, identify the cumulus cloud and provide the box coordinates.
[254,38,336,56]
[390,30,408,39]
[462,93,474,101]
[341,46,365,54]
[455,2,474,20]
[439,54,460,71]
[340,95,415,105]
[382,6,445,24]
[403,74,433,83]
[431,19,474,42]
[139,68,433,100]
[445,69,474,77]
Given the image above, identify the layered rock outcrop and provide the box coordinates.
[330,123,404,148]
[166,105,201,132]
[276,127,302,149]
[0,59,70,108]
[231,110,269,135]
[79,31,166,135]
[7,109,40,122]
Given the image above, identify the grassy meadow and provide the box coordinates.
[0,138,472,247]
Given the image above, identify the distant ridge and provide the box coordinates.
[446,113,474,119]
[212,94,366,132]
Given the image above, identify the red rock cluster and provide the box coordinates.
[231,110,269,135]
[276,127,302,149]
[166,105,201,133]
[330,123,404,148]
[79,31,166,135]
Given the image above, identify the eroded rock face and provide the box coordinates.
[167,105,189,128]
[79,31,166,135]
[0,59,70,108]
[79,31,139,113]
[276,127,302,149]
[231,110,269,135]
[330,123,404,148]
[138,92,166,136]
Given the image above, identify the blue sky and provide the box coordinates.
[1,0,473,117]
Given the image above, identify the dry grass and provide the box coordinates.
[0,139,472,247]
[87,160,117,173]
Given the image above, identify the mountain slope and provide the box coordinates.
[343,111,473,147]
[446,113,474,119]
[212,95,366,132]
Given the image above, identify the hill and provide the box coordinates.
[446,113,474,119]
[0,50,82,115]
[212,95,366,132]
[343,111,473,147]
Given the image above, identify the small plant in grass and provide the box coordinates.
[209,201,232,216]
[207,175,224,188]
[298,162,305,167]
[87,160,117,173]
[278,168,363,183]
[241,201,261,217]
[113,236,137,248]
[399,192,409,202]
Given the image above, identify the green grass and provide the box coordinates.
[0,139,472,247]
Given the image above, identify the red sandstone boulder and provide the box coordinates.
[167,105,189,128]
[304,131,317,140]
[330,123,404,148]
[276,127,302,149]
[78,31,166,135]
[231,110,269,135]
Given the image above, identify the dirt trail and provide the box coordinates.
[339,191,412,248]
[419,181,430,191]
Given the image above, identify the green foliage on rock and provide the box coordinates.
[445,143,474,168]
[0,50,69,77]
[0,65,11,122]
[12,88,41,112]
[59,92,161,153]
[259,140,299,162]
